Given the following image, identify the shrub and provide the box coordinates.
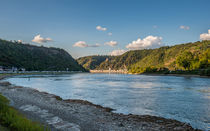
[0,94,48,131]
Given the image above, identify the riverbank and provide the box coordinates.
[140,73,210,78]
[0,75,202,131]
[90,69,210,78]
[0,93,46,130]
[90,70,128,74]
[0,71,86,80]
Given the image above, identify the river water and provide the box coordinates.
[6,73,210,130]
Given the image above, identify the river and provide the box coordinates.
[5,73,210,130]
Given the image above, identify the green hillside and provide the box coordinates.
[0,39,86,71]
[77,55,113,70]
[77,41,210,75]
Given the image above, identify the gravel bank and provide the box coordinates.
[0,81,201,131]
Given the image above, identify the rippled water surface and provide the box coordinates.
[6,73,210,130]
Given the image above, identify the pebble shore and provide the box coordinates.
[0,81,201,131]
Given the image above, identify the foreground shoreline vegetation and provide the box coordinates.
[0,73,202,130]
[0,93,47,131]
[0,73,48,131]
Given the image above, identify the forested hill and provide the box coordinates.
[77,55,114,70]
[0,39,86,71]
[77,41,210,74]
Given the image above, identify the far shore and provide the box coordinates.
[0,71,87,80]
[140,73,210,78]
[1,70,209,82]
[0,73,203,131]
[90,70,210,78]
[90,69,128,74]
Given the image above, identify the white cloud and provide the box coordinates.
[126,35,163,50]
[200,29,210,40]
[108,32,112,36]
[73,41,88,48]
[16,40,27,44]
[96,25,107,31]
[73,41,100,48]
[104,40,118,47]
[32,34,52,44]
[180,25,190,30]
[109,49,127,56]
[17,40,22,43]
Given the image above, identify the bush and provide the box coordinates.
[200,69,210,76]
[0,94,48,131]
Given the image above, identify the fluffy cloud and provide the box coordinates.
[126,36,163,50]
[73,41,88,48]
[104,41,118,47]
[180,25,190,30]
[32,34,52,44]
[73,41,100,48]
[200,29,210,40]
[16,40,28,44]
[108,32,112,36]
[17,40,22,43]
[109,49,127,56]
[96,26,107,31]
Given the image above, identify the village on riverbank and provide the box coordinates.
[0,66,25,73]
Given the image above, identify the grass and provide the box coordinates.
[0,93,48,131]
[0,124,9,131]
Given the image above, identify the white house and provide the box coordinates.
[0,66,3,71]
[20,68,26,72]
[12,67,18,72]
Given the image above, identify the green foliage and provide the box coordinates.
[176,51,193,70]
[129,66,169,74]
[198,48,210,69]
[0,94,48,131]
[78,40,210,75]
[200,68,210,76]
[176,48,210,70]
[77,55,113,70]
[0,39,86,71]
[0,94,9,104]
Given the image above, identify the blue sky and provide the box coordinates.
[0,0,210,58]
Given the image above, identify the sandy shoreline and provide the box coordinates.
[0,75,202,131]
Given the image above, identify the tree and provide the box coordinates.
[198,49,210,69]
[176,51,193,70]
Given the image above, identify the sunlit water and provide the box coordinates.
[5,73,210,130]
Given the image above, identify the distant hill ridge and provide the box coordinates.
[77,55,114,70]
[77,41,210,74]
[0,39,86,71]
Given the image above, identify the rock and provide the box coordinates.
[0,82,11,86]
[173,126,184,131]
[118,123,124,127]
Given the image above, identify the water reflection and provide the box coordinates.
[6,73,210,131]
